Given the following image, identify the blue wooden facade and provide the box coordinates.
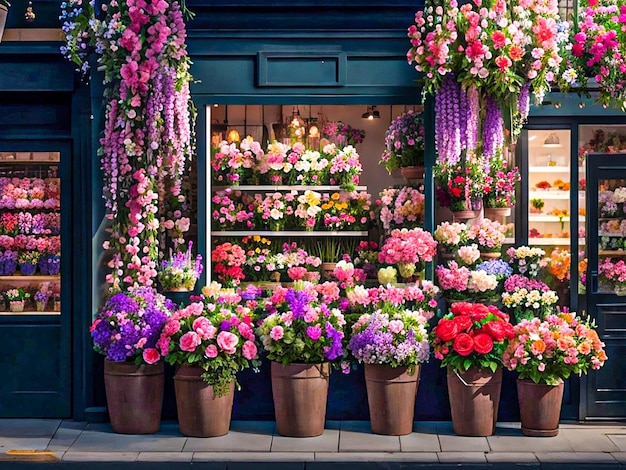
[0,0,625,421]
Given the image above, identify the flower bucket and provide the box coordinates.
[173,365,235,437]
[479,251,502,260]
[451,210,480,222]
[400,166,425,181]
[447,367,502,436]
[104,360,164,434]
[20,263,37,276]
[271,362,330,437]
[9,301,24,313]
[36,301,46,312]
[517,378,564,437]
[484,207,511,220]
[364,364,420,435]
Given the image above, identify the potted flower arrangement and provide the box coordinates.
[256,281,347,437]
[5,287,30,312]
[18,251,39,275]
[483,157,520,217]
[376,186,425,233]
[467,218,507,258]
[0,249,17,275]
[504,309,607,436]
[324,144,363,191]
[530,198,545,214]
[34,283,52,312]
[39,253,61,276]
[500,275,559,324]
[434,221,469,259]
[348,284,432,435]
[379,110,425,179]
[434,157,485,217]
[435,260,501,305]
[159,283,260,437]
[158,241,203,292]
[378,228,437,282]
[321,121,366,147]
[506,246,547,278]
[431,302,515,436]
[352,240,379,280]
[211,241,246,287]
[598,257,626,295]
[89,287,175,434]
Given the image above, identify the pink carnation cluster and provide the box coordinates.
[0,177,60,210]
[468,218,507,252]
[378,228,437,266]
[377,186,425,232]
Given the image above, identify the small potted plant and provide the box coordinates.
[34,283,52,312]
[160,282,260,437]
[0,250,18,275]
[530,198,545,214]
[467,218,507,258]
[4,288,30,312]
[158,241,203,292]
[18,251,40,275]
[379,110,425,179]
[377,227,437,282]
[90,287,175,434]
[504,309,607,437]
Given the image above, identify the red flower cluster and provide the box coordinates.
[432,302,515,373]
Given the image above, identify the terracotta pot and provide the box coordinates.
[447,367,502,436]
[271,362,330,437]
[104,360,164,434]
[451,210,480,221]
[517,378,564,437]
[484,207,512,220]
[479,251,502,260]
[400,166,425,180]
[364,364,421,435]
[173,365,235,437]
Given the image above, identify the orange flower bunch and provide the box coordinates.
[546,248,571,282]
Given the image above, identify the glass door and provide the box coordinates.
[585,153,626,419]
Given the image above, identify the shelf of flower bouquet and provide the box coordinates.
[212,185,367,192]
[529,166,585,173]
[0,310,60,316]
[529,238,586,246]
[528,215,585,222]
[0,152,60,163]
[211,230,369,237]
[0,275,61,282]
[529,190,585,200]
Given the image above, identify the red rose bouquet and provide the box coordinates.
[432,302,515,373]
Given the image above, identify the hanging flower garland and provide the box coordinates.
[61,0,195,292]
[407,0,561,210]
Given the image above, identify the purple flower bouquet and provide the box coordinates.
[0,251,18,275]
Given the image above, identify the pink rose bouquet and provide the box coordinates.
[504,309,607,385]
[467,218,507,253]
[377,186,425,232]
[160,282,261,397]
[378,228,437,280]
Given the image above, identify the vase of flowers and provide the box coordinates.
[504,309,607,436]
[379,110,425,179]
[378,228,437,282]
[90,287,175,434]
[256,281,347,437]
[432,302,515,436]
[434,222,469,259]
[0,250,17,275]
[158,241,203,292]
[5,288,30,312]
[34,283,52,312]
[18,251,39,275]
[483,157,520,217]
[160,282,260,437]
[467,219,507,258]
[348,285,432,435]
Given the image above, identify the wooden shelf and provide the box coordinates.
[212,185,367,192]
[0,275,60,281]
[0,311,60,316]
[600,250,626,256]
[211,230,368,237]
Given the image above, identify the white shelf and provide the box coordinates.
[529,166,570,173]
[529,238,586,246]
[211,230,369,237]
[212,185,367,192]
[528,215,585,222]
[529,190,585,200]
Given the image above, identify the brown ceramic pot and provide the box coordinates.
[517,378,564,437]
[400,165,425,181]
[104,360,164,434]
[271,362,330,437]
[364,364,421,435]
[447,367,502,436]
[484,207,512,220]
[173,365,235,437]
